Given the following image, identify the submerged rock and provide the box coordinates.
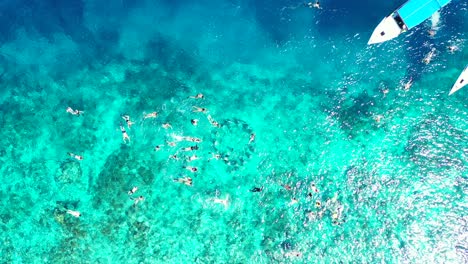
[56,160,82,184]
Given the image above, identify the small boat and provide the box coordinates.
[368,0,452,45]
[449,65,468,96]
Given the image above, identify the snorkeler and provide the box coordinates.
[207,115,221,127]
[423,48,436,64]
[289,197,299,206]
[121,115,135,129]
[128,186,138,195]
[306,1,321,9]
[120,125,130,143]
[213,194,229,208]
[184,166,198,173]
[249,133,255,144]
[66,107,84,116]
[144,111,158,119]
[192,106,207,113]
[66,209,81,218]
[404,78,413,91]
[447,45,459,53]
[131,195,145,206]
[250,186,263,192]
[186,155,199,162]
[184,136,202,143]
[189,93,204,99]
[174,177,193,186]
[67,152,83,160]
[310,182,319,193]
[181,145,199,152]
[162,123,172,129]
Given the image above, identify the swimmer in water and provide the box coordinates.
[184,166,198,173]
[315,200,322,208]
[154,145,162,151]
[174,177,193,186]
[447,45,459,53]
[250,186,263,192]
[285,251,303,258]
[121,115,135,129]
[282,184,292,191]
[128,186,138,195]
[144,111,158,119]
[131,195,145,206]
[249,133,255,144]
[169,154,179,160]
[208,153,221,161]
[404,78,413,91]
[191,119,199,126]
[189,93,204,99]
[186,155,199,162]
[192,106,207,113]
[289,197,299,206]
[167,141,176,147]
[207,115,221,127]
[181,145,199,151]
[310,182,319,193]
[184,136,202,143]
[66,209,81,218]
[120,125,130,143]
[213,194,229,208]
[67,152,83,160]
[162,123,172,129]
[66,107,84,116]
[306,1,321,9]
[423,49,436,64]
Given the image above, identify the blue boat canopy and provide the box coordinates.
[397,0,451,29]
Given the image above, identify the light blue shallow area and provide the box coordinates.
[398,0,452,29]
[0,0,467,263]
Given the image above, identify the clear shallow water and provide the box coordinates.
[0,0,467,263]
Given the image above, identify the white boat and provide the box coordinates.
[368,0,452,45]
[449,65,468,96]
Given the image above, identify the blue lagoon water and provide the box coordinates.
[0,0,467,263]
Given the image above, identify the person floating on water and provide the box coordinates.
[66,209,81,218]
[121,115,134,129]
[144,111,158,119]
[187,155,199,162]
[184,166,198,173]
[67,152,83,160]
[162,123,172,129]
[131,195,145,206]
[250,186,263,192]
[174,177,193,186]
[189,93,204,99]
[306,1,321,9]
[423,48,436,64]
[128,186,138,195]
[192,106,207,113]
[66,107,84,116]
[207,115,221,127]
[249,133,255,144]
[120,125,130,143]
[404,78,413,91]
[181,145,199,151]
[447,45,459,53]
[213,194,229,208]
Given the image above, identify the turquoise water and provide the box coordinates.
[0,0,467,263]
